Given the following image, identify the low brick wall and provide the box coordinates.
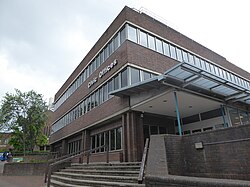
[146,175,250,187]
[3,162,47,176]
[146,124,250,186]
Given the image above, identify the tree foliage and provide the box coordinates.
[0,89,48,152]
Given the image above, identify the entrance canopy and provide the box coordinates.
[110,61,250,120]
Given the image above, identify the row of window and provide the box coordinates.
[91,127,122,153]
[143,125,168,140]
[51,66,156,133]
[127,24,250,91]
[54,26,127,110]
[67,140,81,154]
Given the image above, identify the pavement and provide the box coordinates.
[0,161,46,187]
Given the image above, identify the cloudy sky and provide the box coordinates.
[0,0,249,104]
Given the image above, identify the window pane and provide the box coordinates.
[96,55,100,68]
[131,68,140,84]
[110,129,115,150]
[140,31,147,47]
[148,34,155,50]
[182,51,188,62]
[100,50,104,64]
[114,75,120,90]
[188,53,195,65]
[159,126,167,134]
[170,45,177,59]
[91,93,95,109]
[156,38,163,53]
[120,27,126,44]
[176,48,183,62]
[103,83,108,102]
[150,126,158,135]
[128,25,137,43]
[99,87,103,104]
[116,128,121,150]
[109,40,114,54]
[114,34,120,50]
[163,42,170,56]
[143,71,151,81]
[95,90,99,106]
[121,68,128,88]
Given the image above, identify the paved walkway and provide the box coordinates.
[0,161,46,187]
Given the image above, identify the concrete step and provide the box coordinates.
[62,168,139,176]
[53,172,138,183]
[51,175,145,187]
[50,179,90,187]
[71,162,141,167]
[69,165,140,171]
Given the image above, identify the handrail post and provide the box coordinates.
[106,144,109,163]
[138,138,149,184]
[87,151,90,164]
[47,165,52,187]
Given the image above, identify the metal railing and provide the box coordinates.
[45,144,109,187]
[138,138,150,184]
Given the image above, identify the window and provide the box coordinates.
[188,53,195,65]
[120,27,126,44]
[114,33,120,50]
[182,51,188,62]
[169,45,177,59]
[114,75,120,90]
[176,48,183,62]
[182,114,200,124]
[142,71,151,81]
[200,108,222,121]
[163,42,170,56]
[128,25,137,43]
[95,90,99,106]
[156,38,163,54]
[140,31,148,47]
[131,68,140,84]
[91,127,122,153]
[121,68,128,88]
[148,34,155,50]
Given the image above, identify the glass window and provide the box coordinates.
[95,90,99,107]
[228,108,240,126]
[169,45,177,60]
[114,33,120,50]
[109,40,114,54]
[120,27,126,44]
[114,75,120,90]
[142,71,151,81]
[104,46,109,61]
[150,126,158,135]
[176,48,183,62]
[140,31,148,47]
[192,129,201,134]
[121,68,128,88]
[99,87,103,104]
[148,34,155,50]
[163,42,170,56]
[86,66,89,78]
[159,126,167,134]
[156,38,163,54]
[108,78,114,93]
[194,56,201,67]
[91,93,95,109]
[100,50,104,64]
[239,111,250,125]
[116,128,122,150]
[110,129,115,150]
[188,53,195,65]
[131,68,140,84]
[87,96,91,111]
[96,55,100,68]
[128,25,137,43]
[182,114,200,124]
[182,50,188,62]
[103,83,108,102]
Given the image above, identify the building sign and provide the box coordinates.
[88,59,118,88]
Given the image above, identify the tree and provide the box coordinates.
[0,89,48,152]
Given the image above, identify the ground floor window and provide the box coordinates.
[91,127,122,153]
[67,140,81,154]
[143,124,167,139]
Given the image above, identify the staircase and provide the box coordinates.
[49,162,145,187]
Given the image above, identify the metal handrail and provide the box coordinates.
[138,138,150,184]
[45,144,109,187]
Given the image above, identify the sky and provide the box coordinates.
[0,0,249,104]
